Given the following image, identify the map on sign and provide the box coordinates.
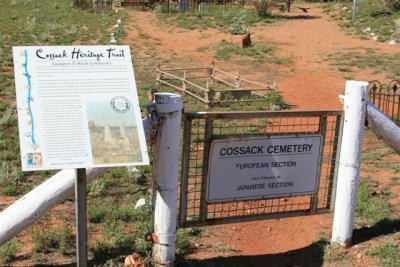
[206,135,322,202]
[13,46,149,171]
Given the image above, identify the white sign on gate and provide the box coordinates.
[13,46,149,171]
[206,135,322,202]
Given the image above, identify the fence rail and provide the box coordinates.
[368,80,400,126]
[156,62,275,107]
[179,110,343,227]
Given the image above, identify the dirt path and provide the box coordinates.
[261,3,398,110]
[124,3,398,110]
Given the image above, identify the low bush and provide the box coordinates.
[0,239,22,264]
[264,89,287,110]
[252,0,277,17]
[385,0,400,11]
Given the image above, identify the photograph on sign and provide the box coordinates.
[13,45,149,171]
[206,135,322,202]
[83,94,142,164]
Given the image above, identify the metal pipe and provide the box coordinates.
[331,80,368,247]
[367,101,400,153]
[151,93,183,267]
[0,118,153,246]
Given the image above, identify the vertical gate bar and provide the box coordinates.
[371,89,376,105]
[75,168,87,267]
[199,119,213,222]
[385,90,389,115]
[311,115,327,213]
[397,95,400,124]
[328,114,344,210]
[179,115,192,227]
[390,92,395,119]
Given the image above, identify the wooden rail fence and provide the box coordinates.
[156,62,276,107]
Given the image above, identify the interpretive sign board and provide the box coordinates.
[13,46,149,171]
[206,135,322,202]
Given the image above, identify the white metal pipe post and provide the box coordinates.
[0,168,109,246]
[366,102,400,154]
[151,93,183,267]
[332,81,369,247]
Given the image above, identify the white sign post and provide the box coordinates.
[207,135,322,202]
[13,45,149,265]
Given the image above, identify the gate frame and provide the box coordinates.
[179,109,344,228]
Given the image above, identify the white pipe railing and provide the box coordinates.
[0,167,110,246]
[367,102,400,154]
[0,117,153,246]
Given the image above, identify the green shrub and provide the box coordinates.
[252,0,276,17]
[0,183,18,196]
[176,229,190,254]
[356,179,390,226]
[368,244,400,266]
[0,238,22,264]
[88,205,108,223]
[30,225,74,254]
[264,89,287,110]
[226,14,249,35]
[385,0,400,11]
[72,0,91,9]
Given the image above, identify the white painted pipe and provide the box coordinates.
[0,167,110,246]
[367,102,400,154]
[151,93,183,267]
[0,118,152,246]
[331,81,369,247]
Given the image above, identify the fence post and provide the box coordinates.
[182,71,187,92]
[156,63,162,86]
[234,70,241,88]
[331,80,368,247]
[151,93,183,267]
[209,61,215,83]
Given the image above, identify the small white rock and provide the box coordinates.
[115,9,119,13]
[342,7,348,11]
[127,166,138,173]
[373,35,379,41]
[113,24,119,29]
[109,37,117,44]
[370,32,376,36]
[117,19,122,25]
[110,32,115,37]
[389,39,397,46]
[135,198,146,209]
[364,27,371,32]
